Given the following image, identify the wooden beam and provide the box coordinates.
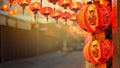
[112,0,120,68]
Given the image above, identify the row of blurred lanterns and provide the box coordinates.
[0,0,110,25]
[0,0,84,24]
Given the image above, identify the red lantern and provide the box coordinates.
[50,10,62,24]
[83,39,113,64]
[8,0,17,8]
[58,0,72,9]
[29,2,42,20]
[69,2,83,13]
[69,14,78,22]
[40,7,53,21]
[61,11,71,24]
[1,4,9,11]
[13,9,19,14]
[48,0,59,5]
[77,3,111,33]
[8,10,14,16]
[18,0,31,14]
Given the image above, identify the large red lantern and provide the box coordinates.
[77,3,111,33]
[83,39,113,64]
[69,2,83,13]
[50,10,62,24]
[58,0,72,9]
[40,7,53,21]
[48,0,59,5]
[61,11,71,24]
[29,2,42,20]
[18,0,31,14]
[8,0,17,8]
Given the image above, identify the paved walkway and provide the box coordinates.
[0,51,86,68]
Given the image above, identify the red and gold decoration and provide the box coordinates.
[69,2,83,13]
[50,10,62,24]
[40,7,53,21]
[8,10,14,16]
[83,39,113,64]
[1,4,9,11]
[29,2,42,20]
[13,9,19,14]
[18,0,31,14]
[61,11,71,25]
[8,0,17,8]
[77,3,111,33]
[58,0,72,9]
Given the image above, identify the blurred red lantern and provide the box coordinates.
[8,10,14,16]
[69,14,78,22]
[83,39,113,64]
[29,2,42,20]
[58,0,72,9]
[77,3,111,33]
[50,10,62,24]
[13,9,19,14]
[40,7,53,21]
[48,0,59,5]
[69,2,83,13]
[61,11,71,24]
[1,4,9,11]
[18,0,31,14]
[8,0,17,8]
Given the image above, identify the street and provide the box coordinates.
[0,51,85,68]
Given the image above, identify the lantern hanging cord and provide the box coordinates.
[92,32,97,41]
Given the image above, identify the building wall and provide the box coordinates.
[0,25,62,62]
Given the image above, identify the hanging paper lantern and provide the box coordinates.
[18,0,31,14]
[8,0,17,8]
[1,4,9,11]
[58,0,72,9]
[40,7,53,21]
[61,11,71,24]
[83,39,113,64]
[29,2,42,20]
[48,0,59,5]
[13,9,19,14]
[77,3,111,33]
[50,10,62,24]
[69,2,83,13]
[8,10,14,16]
[69,14,78,22]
